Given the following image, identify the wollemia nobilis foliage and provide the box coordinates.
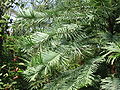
[2,0,120,90]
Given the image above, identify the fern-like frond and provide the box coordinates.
[116,17,120,24]
[30,32,49,44]
[23,51,69,81]
[101,77,120,90]
[102,42,120,65]
[17,8,46,19]
[43,57,105,90]
[103,42,120,53]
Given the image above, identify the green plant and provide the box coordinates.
[0,0,27,89]
[101,77,120,90]
[11,0,120,90]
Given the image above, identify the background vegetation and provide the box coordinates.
[0,0,120,90]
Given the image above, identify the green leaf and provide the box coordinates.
[30,32,49,44]
[101,77,120,90]
[0,20,7,23]
[44,57,104,90]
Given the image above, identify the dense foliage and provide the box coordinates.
[0,0,120,90]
